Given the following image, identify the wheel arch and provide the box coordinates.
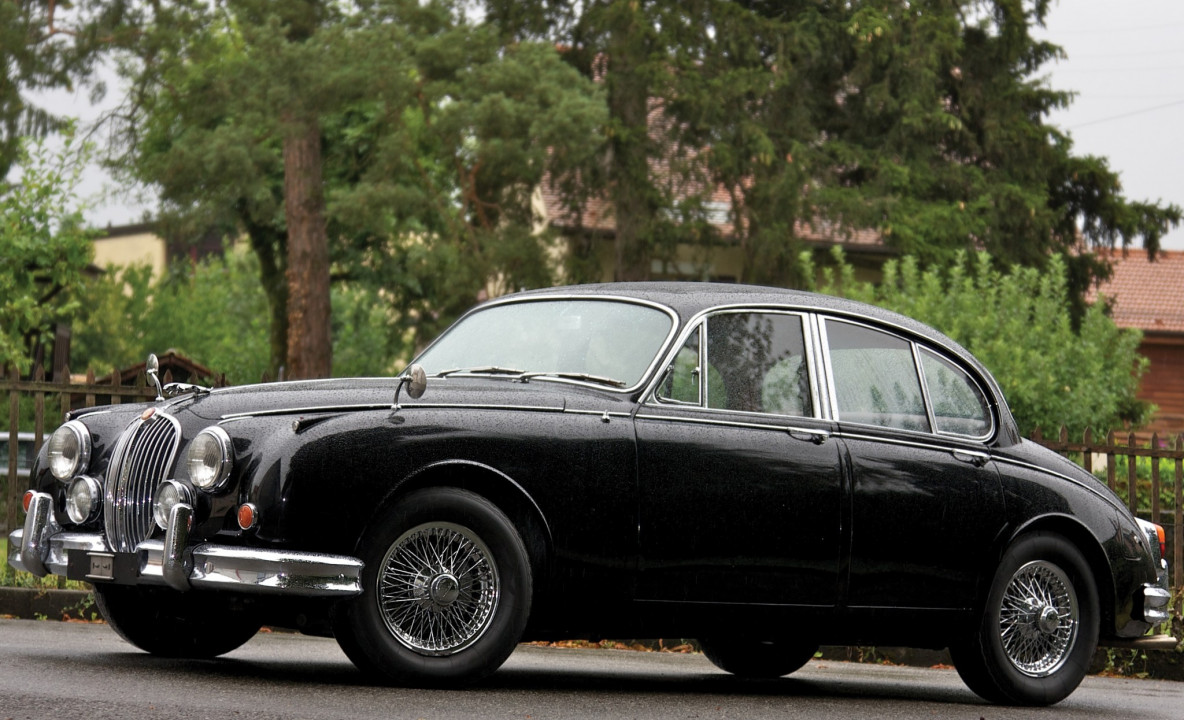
[360,460,554,594]
[1000,515,1117,636]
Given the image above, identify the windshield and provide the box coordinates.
[415,298,675,388]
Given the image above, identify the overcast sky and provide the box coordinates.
[33,1,1184,250]
[1038,0,1184,250]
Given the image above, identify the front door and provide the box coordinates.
[636,311,843,607]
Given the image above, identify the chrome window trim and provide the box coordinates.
[410,294,681,395]
[916,346,997,443]
[642,306,821,421]
[819,316,998,444]
[912,341,938,434]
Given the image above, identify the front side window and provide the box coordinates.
[656,312,813,417]
[416,299,674,388]
[826,320,929,433]
[920,349,992,437]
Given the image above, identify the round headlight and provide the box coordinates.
[153,480,194,530]
[47,420,91,482]
[65,475,103,524]
[186,426,233,492]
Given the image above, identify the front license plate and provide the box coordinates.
[86,552,116,581]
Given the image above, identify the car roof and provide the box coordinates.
[513,281,947,347]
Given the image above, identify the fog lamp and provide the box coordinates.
[153,480,194,530]
[65,475,103,524]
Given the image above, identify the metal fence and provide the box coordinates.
[4,364,1183,591]
[4,363,158,535]
[1032,426,1184,590]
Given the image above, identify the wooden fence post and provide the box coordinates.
[5,365,21,558]
[1176,434,1183,591]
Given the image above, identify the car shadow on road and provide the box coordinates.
[80,649,985,708]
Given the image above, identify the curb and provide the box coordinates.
[0,587,94,621]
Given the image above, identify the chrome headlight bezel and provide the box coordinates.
[153,480,194,530]
[47,420,92,482]
[186,426,234,492]
[65,475,103,524]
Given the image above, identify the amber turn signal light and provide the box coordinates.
[22,490,34,513]
[237,503,257,531]
[1155,524,1167,559]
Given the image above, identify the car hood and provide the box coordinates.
[168,376,634,422]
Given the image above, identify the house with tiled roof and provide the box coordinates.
[1091,249,1184,436]
[536,180,892,285]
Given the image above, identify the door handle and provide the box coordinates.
[788,427,830,445]
[952,449,990,467]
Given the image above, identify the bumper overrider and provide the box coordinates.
[9,491,363,597]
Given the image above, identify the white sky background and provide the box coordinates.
[28,0,1184,250]
[1036,0,1184,250]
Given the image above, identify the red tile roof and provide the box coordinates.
[1090,249,1184,333]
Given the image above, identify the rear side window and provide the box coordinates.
[825,320,929,433]
[920,349,992,438]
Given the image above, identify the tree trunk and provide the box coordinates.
[244,220,289,380]
[282,115,332,380]
[607,0,652,282]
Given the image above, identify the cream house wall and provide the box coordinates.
[93,229,167,279]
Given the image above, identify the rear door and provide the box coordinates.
[821,317,1005,610]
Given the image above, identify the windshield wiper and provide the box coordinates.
[433,366,527,378]
[518,371,626,388]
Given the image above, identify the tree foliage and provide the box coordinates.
[488,0,1180,290]
[105,0,605,370]
[0,1,136,179]
[71,248,400,384]
[806,249,1151,437]
[0,132,96,373]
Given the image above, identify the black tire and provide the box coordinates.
[93,583,261,659]
[950,532,1099,706]
[332,487,532,686]
[699,637,818,678]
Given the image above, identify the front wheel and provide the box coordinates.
[93,583,261,658]
[332,487,532,686]
[950,532,1099,706]
[699,637,818,678]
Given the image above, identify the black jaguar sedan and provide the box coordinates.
[10,283,1173,705]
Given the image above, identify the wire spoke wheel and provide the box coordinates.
[378,521,500,656]
[998,560,1079,677]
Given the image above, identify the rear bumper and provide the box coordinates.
[9,491,363,598]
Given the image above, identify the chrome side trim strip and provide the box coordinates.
[635,413,831,439]
[221,403,392,420]
[835,429,990,460]
[992,455,1129,512]
[400,402,565,413]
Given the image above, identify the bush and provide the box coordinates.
[805,250,1151,437]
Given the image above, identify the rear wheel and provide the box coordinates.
[93,583,260,659]
[950,532,1099,706]
[332,487,532,686]
[699,637,818,678]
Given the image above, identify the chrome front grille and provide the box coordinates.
[103,412,181,552]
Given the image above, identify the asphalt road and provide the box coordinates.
[1,619,1181,720]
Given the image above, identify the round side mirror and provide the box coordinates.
[146,353,160,377]
[405,364,427,399]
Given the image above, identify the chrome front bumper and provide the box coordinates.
[9,491,363,598]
